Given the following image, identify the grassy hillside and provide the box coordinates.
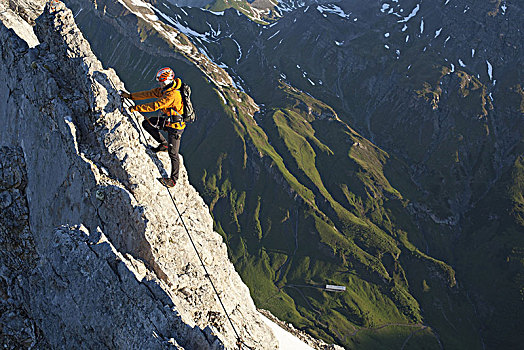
[184,76,466,347]
[66,0,523,348]
[206,0,276,24]
[455,154,524,348]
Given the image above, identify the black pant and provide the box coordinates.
[142,117,183,181]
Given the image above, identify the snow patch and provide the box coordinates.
[458,59,466,67]
[316,4,351,19]
[206,22,221,37]
[152,7,211,43]
[232,38,242,64]
[268,30,280,40]
[74,8,83,18]
[486,60,493,80]
[179,7,188,16]
[202,9,225,16]
[398,4,420,23]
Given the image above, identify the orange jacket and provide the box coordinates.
[129,78,183,119]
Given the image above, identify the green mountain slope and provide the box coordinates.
[64,0,523,348]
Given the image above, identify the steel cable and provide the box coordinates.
[165,188,253,350]
[107,78,252,349]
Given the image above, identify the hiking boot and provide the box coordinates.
[158,177,176,188]
[151,144,168,153]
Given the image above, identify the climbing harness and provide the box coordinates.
[146,114,167,129]
[164,120,186,130]
[142,113,185,131]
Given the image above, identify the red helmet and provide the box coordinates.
[156,67,175,85]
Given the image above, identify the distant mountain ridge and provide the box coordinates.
[167,0,214,7]
[166,0,336,23]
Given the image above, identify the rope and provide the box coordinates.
[106,77,148,145]
[165,188,253,350]
[106,77,252,349]
[121,97,149,145]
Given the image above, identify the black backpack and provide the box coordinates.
[180,83,196,123]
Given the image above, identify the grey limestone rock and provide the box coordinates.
[0,147,202,349]
[0,146,48,350]
[21,224,206,349]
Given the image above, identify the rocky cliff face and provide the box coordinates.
[0,0,42,46]
[0,147,49,348]
[0,2,279,348]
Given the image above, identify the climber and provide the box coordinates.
[48,0,61,12]
[120,67,185,188]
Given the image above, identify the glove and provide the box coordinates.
[119,90,131,99]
